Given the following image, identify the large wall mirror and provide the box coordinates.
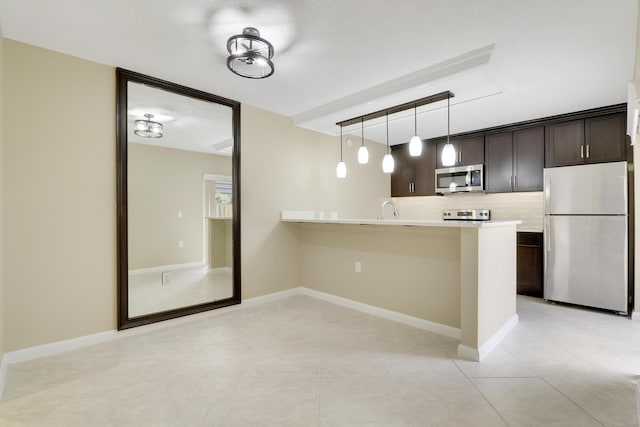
[116,68,241,329]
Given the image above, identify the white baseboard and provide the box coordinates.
[300,287,461,339]
[240,288,302,307]
[208,267,233,274]
[129,262,205,276]
[457,314,519,362]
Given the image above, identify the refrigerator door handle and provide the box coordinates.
[544,178,551,215]
[545,216,551,252]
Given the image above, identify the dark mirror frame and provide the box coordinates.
[116,68,241,330]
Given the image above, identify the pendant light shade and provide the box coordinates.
[441,96,456,167]
[357,118,369,164]
[441,143,456,166]
[382,153,395,173]
[134,114,163,138]
[336,161,347,178]
[336,125,347,178]
[382,113,394,173]
[408,104,422,156]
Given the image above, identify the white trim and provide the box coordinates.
[457,314,519,361]
[632,311,640,321]
[128,262,205,275]
[3,330,119,366]
[0,356,7,400]
[300,287,461,339]
[208,267,232,274]
[203,173,232,182]
[240,288,302,308]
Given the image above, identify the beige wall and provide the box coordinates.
[0,27,5,359]
[1,41,391,351]
[240,104,390,299]
[128,142,231,270]
[297,223,461,327]
[3,40,116,351]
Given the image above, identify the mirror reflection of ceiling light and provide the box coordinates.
[227,27,274,79]
[134,114,163,138]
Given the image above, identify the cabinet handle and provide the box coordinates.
[514,175,517,189]
[409,183,412,193]
[509,176,513,189]
[580,145,584,159]
[586,144,590,158]
[458,152,461,163]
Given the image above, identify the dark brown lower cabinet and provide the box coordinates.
[517,232,543,297]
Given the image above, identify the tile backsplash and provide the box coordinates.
[392,192,543,231]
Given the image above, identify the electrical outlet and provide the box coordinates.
[178,240,184,248]
[162,271,171,285]
[355,261,361,273]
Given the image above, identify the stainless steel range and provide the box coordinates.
[442,209,490,221]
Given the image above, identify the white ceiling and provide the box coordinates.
[0,0,637,145]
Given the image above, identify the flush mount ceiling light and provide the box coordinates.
[382,113,395,174]
[227,27,275,79]
[357,118,369,164]
[336,125,347,178]
[134,114,163,138]
[409,103,422,157]
[441,95,457,166]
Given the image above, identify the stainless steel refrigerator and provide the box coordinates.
[543,161,628,313]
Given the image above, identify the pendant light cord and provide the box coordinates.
[386,113,390,154]
[447,95,450,143]
[414,103,417,135]
[361,118,364,147]
[340,125,343,161]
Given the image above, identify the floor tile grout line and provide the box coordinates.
[540,376,607,427]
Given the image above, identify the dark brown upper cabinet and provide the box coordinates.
[436,136,484,169]
[485,126,544,193]
[391,140,437,197]
[545,113,626,167]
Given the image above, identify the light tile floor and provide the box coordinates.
[128,267,232,317]
[0,295,638,426]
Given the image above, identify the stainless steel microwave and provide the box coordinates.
[435,164,484,194]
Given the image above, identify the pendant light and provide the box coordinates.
[382,113,395,173]
[408,103,422,156]
[336,125,347,178]
[441,95,456,166]
[357,117,369,164]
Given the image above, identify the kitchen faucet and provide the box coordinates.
[379,200,399,220]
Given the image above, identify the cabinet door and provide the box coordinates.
[413,140,437,196]
[514,126,544,191]
[390,144,412,197]
[459,136,485,165]
[485,132,513,193]
[545,119,584,167]
[585,113,626,164]
[517,232,543,297]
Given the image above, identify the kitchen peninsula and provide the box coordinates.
[282,211,521,361]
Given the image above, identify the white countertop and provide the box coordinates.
[281,216,521,229]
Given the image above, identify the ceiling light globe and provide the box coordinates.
[441,143,456,167]
[409,135,422,156]
[357,146,369,164]
[336,161,347,178]
[382,153,395,173]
